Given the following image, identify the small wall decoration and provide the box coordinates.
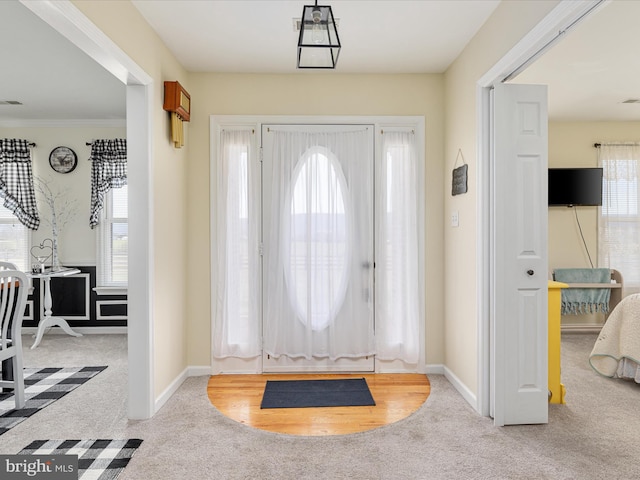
[49,146,77,174]
[163,81,191,148]
[451,149,468,196]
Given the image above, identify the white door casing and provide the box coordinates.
[492,83,549,426]
[21,0,155,419]
[210,115,425,375]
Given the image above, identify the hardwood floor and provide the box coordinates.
[207,373,430,436]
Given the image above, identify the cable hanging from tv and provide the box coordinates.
[573,207,594,268]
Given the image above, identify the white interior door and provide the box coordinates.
[261,124,375,372]
[492,83,549,425]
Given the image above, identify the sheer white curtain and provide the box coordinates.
[213,130,261,358]
[598,143,640,295]
[375,131,421,364]
[263,128,374,360]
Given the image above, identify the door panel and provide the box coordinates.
[261,124,374,372]
[492,84,548,425]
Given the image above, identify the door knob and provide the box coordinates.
[527,269,534,276]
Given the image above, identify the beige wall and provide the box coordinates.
[72,0,190,398]
[69,2,447,393]
[0,125,125,266]
[444,0,560,395]
[70,0,572,406]
[186,73,446,367]
[548,121,640,326]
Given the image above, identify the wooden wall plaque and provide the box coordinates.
[163,81,191,122]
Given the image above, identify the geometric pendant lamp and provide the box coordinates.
[297,1,341,69]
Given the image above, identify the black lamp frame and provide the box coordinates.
[297,1,341,69]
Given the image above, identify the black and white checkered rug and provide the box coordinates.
[0,366,107,435]
[19,439,143,480]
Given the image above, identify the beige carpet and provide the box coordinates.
[0,333,639,479]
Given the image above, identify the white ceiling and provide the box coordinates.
[130,0,501,74]
[0,0,126,123]
[1,0,639,123]
[511,0,640,122]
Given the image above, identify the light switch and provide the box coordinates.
[451,210,459,227]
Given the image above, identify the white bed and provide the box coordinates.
[589,293,640,383]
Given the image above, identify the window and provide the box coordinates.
[212,129,261,358]
[285,146,350,331]
[375,131,421,363]
[97,185,128,287]
[0,203,31,271]
[599,145,640,294]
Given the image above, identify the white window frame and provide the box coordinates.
[210,115,425,374]
[96,186,128,293]
[599,156,640,293]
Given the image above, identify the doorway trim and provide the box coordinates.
[477,0,607,418]
[210,115,426,375]
[21,0,155,419]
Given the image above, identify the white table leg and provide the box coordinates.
[31,276,83,349]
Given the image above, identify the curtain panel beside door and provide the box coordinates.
[375,131,421,364]
[213,129,261,358]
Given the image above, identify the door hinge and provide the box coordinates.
[259,243,264,256]
[259,147,263,163]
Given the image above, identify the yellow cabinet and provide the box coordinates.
[548,280,568,404]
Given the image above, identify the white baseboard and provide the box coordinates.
[425,364,478,413]
[188,366,212,377]
[154,366,212,414]
[425,364,445,375]
[155,363,480,415]
[155,368,189,414]
[22,327,127,335]
[443,365,477,410]
[561,324,602,333]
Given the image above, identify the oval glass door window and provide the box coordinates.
[285,146,351,331]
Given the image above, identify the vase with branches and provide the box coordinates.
[34,176,78,271]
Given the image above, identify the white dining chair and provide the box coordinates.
[0,269,29,409]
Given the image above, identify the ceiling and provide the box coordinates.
[511,0,640,122]
[130,0,501,74]
[0,0,126,123]
[1,0,639,124]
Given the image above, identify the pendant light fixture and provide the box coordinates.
[297,1,341,69]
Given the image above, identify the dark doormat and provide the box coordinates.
[260,378,376,409]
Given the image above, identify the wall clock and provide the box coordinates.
[49,146,77,174]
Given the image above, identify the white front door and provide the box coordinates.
[492,83,549,425]
[261,124,375,372]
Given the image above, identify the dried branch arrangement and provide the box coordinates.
[34,176,78,269]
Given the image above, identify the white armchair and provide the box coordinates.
[0,269,29,409]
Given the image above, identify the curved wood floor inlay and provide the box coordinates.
[207,373,430,436]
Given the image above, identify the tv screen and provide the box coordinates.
[548,168,603,206]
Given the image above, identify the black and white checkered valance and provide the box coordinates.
[0,139,40,230]
[89,139,127,228]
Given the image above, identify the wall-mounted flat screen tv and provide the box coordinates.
[548,168,603,206]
